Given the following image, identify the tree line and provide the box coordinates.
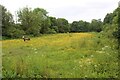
[0,4,119,41]
[0,5,103,39]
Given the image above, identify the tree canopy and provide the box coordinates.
[1,5,119,42]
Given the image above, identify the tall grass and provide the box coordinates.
[2,33,118,78]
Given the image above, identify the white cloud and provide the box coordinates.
[0,0,119,23]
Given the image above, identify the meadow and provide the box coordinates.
[2,32,118,78]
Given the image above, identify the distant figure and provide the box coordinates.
[22,36,30,41]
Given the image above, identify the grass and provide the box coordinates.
[2,32,118,78]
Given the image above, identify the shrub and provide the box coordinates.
[7,27,25,38]
[46,28,57,34]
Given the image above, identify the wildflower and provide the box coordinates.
[105,46,109,48]
[98,64,100,66]
[82,56,85,58]
[96,51,104,53]
[102,47,105,50]
[94,65,97,67]
[35,51,38,53]
[34,48,37,51]
[88,61,91,64]
[80,65,82,67]
[85,75,87,78]
[90,55,94,58]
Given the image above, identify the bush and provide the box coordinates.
[46,28,57,34]
[7,27,25,38]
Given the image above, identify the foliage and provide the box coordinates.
[40,17,51,34]
[46,28,57,34]
[1,3,120,40]
[17,7,48,36]
[49,17,58,32]
[103,7,119,46]
[103,13,115,24]
[70,20,90,32]
[89,19,103,32]
[6,26,25,38]
[1,5,14,37]
[57,18,70,33]
[117,7,120,45]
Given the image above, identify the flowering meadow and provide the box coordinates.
[2,33,118,78]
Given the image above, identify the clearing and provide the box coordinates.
[2,33,118,78]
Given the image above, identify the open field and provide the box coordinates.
[2,33,118,78]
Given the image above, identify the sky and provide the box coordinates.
[0,0,119,23]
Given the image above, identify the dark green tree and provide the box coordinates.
[103,13,114,24]
[70,20,90,32]
[40,17,51,34]
[0,5,2,38]
[117,7,120,45]
[57,18,70,33]
[90,19,102,32]
[49,17,58,32]
[70,21,79,32]
[1,5,14,36]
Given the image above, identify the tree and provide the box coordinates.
[6,26,25,38]
[0,5,2,37]
[103,7,119,39]
[40,17,51,34]
[17,7,48,36]
[57,18,70,33]
[90,19,102,32]
[1,5,14,36]
[117,5,120,55]
[27,8,47,36]
[70,21,79,32]
[17,7,33,32]
[84,21,90,32]
[116,7,120,46]
[70,20,90,32]
[103,13,114,24]
[77,20,89,32]
[33,8,48,16]
[49,16,58,32]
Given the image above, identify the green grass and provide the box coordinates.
[2,33,118,78]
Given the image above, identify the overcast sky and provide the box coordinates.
[0,0,119,23]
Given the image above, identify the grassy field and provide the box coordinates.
[2,33,118,78]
